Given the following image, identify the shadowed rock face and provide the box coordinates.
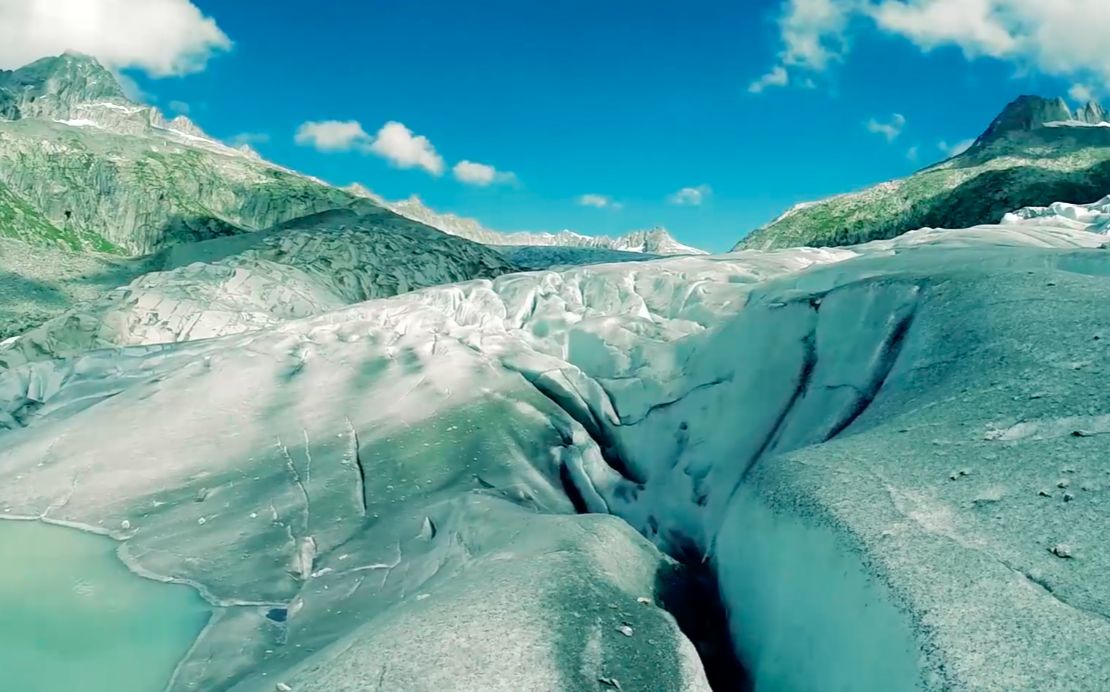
[735,95,1110,252]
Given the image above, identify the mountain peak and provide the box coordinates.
[974,95,1073,146]
[1076,100,1108,125]
[0,52,127,121]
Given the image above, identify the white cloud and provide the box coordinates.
[906,145,919,161]
[168,100,190,115]
[748,66,790,93]
[780,0,855,70]
[113,72,150,102]
[1070,83,1094,104]
[368,121,445,175]
[866,113,906,141]
[871,0,1017,59]
[0,0,231,76]
[293,119,447,177]
[757,0,1110,89]
[668,185,713,206]
[452,160,517,186]
[939,138,975,157]
[295,120,373,153]
[578,194,621,209]
[749,0,855,90]
[228,132,270,147]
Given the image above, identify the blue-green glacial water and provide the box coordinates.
[0,520,209,692]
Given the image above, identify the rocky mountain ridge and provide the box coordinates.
[347,185,705,255]
[0,53,370,255]
[736,94,1110,251]
[0,53,703,259]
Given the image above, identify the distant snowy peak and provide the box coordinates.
[346,186,707,255]
[597,228,707,255]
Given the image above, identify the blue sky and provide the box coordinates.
[4,0,1104,252]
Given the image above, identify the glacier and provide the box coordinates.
[2,202,1110,691]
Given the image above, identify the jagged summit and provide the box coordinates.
[974,95,1071,145]
[0,52,229,147]
[1077,100,1107,124]
[975,94,1110,146]
[0,52,127,121]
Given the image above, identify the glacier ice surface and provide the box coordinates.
[1,214,1109,690]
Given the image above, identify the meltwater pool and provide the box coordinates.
[0,520,210,692]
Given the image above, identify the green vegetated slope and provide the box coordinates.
[736,96,1110,250]
[0,178,103,250]
[0,53,364,257]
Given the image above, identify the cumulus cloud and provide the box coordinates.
[754,0,1110,89]
[452,160,517,186]
[1070,83,1095,104]
[748,0,854,91]
[939,138,975,157]
[871,0,1017,59]
[368,121,445,175]
[667,185,713,206]
[228,132,270,147]
[293,120,445,175]
[0,0,231,76]
[866,113,906,141]
[748,66,790,94]
[781,0,854,70]
[578,194,621,209]
[295,120,373,153]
